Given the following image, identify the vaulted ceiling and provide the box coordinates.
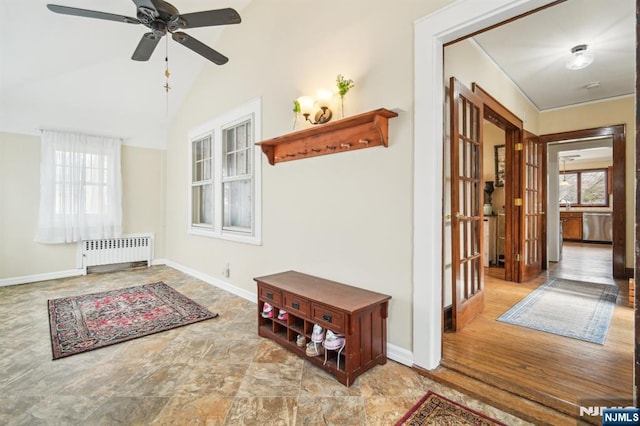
[0,0,250,148]
[0,0,635,150]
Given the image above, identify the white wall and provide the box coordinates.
[0,133,77,278]
[444,40,540,134]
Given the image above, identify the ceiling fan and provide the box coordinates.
[47,0,241,65]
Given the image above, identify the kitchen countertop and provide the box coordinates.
[559,208,612,213]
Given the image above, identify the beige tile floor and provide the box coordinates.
[0,265,530,425]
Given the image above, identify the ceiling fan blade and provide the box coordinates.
[172,32,228,65]
[47,4,139,24]
[132,33,162,61]
[176,8,241,29]
[131,0,158,17]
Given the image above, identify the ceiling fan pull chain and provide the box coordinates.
[164,36,171,115]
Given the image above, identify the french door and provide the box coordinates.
[449,77,484,331]
[519,131,544,281]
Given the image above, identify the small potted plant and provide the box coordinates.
[292,99,301,130]
[336,74,354,118]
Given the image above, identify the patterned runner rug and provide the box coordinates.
[48,281,218,359]
[497,278,618,344]
[396,391,506,425]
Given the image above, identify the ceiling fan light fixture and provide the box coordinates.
[566,44,594,71]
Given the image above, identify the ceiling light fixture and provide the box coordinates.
[566,44,594,71]
[584,82,600,90]
[560,157,572,187]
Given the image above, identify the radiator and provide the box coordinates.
[79,234,153,273]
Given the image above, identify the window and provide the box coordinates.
[191,135,213,227]
[189,99,262,244]
[223,121,253,232]
[36,131,122,243]
[559,168,608,207]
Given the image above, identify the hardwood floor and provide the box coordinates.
[435,242,633,425]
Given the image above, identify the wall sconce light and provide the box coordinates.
[297,88,333,125]
[565,44,594,71]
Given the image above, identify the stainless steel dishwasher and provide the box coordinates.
[582,212,613,242]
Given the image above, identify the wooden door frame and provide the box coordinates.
[539,125,626,279]
[472,84,524,282]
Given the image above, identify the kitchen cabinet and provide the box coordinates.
[560,212,583,241]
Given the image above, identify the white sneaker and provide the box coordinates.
[323,330,345,350]
[311,324,324,343]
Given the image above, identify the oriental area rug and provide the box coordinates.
[48,281,218,359]
[396,391,507,426]
[497,278,618,344]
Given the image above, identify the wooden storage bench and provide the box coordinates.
[254,270,391,386]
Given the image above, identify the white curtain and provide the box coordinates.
[35,131,122,243]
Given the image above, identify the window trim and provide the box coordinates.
[188,98,262,245]
[559,167,609,207]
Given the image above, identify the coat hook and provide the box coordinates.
[358,139,369,145]
[286,153,296,157]
[326,145,337,150]
[311,148,322,153]
[298,150,308,155]
[340,143,351,150]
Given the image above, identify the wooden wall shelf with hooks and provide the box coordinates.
[256,108,398,165]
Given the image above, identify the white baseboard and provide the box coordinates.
[164,260,256,303]
[0,269,84,287]
[387,343,414,366]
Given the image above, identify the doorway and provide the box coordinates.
[541,125,626,278]
[551,136,615,279]
[413,0,632,420]
[411,0,635,387]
